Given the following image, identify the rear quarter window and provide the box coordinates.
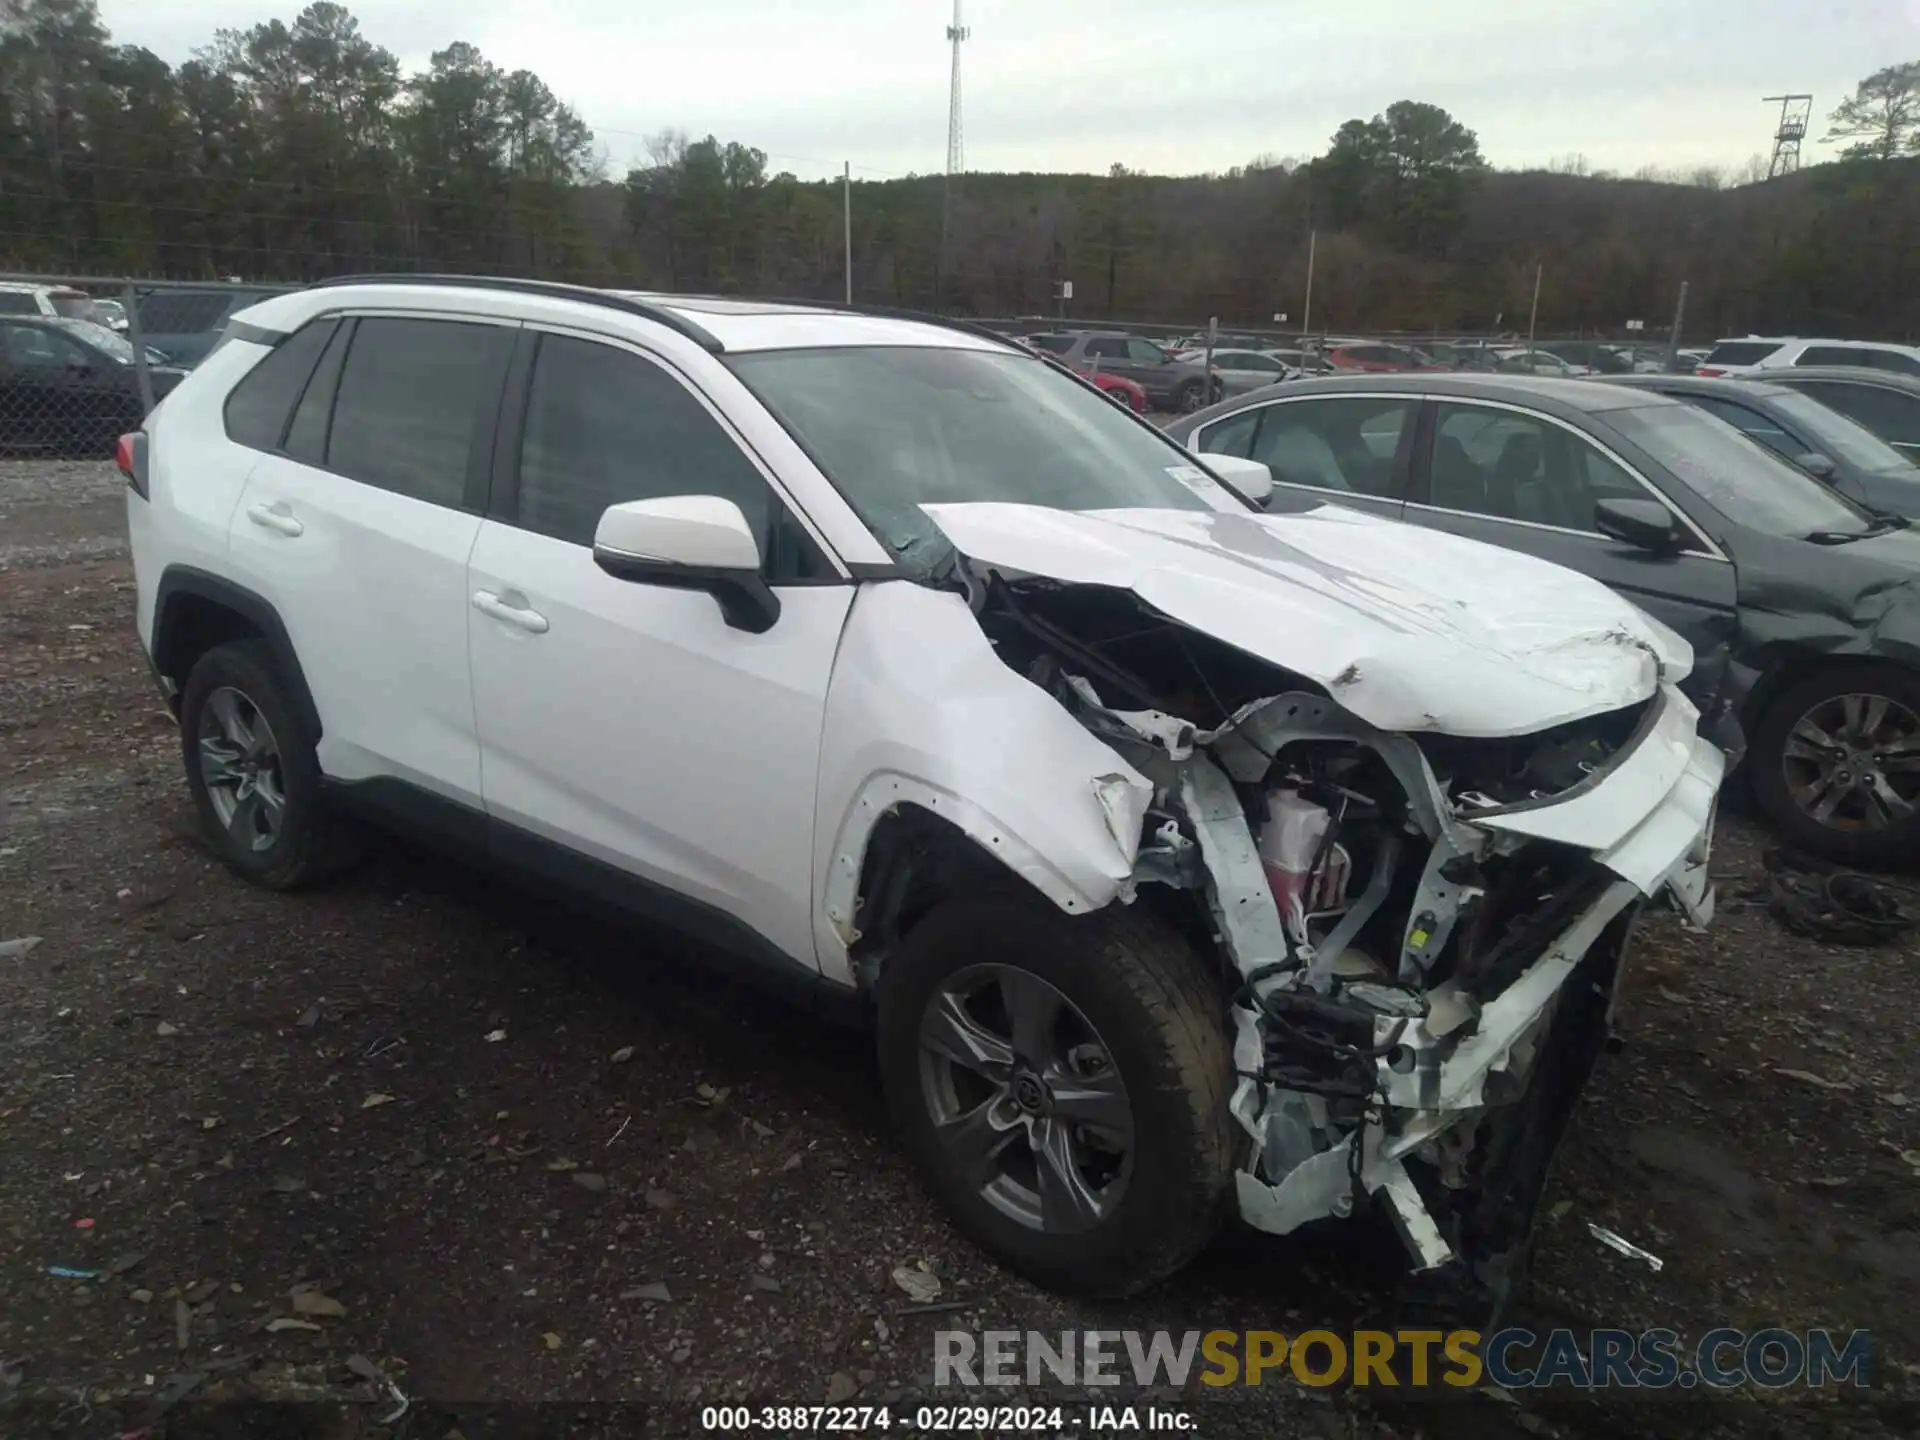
[221,320,339,453]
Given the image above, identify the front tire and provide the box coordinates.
[1749,662,1920,869]
[179,640,353,890]
[878,896,1236,1297]
[1176,379,1207,413]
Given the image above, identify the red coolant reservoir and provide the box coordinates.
[1257,787,1352,929]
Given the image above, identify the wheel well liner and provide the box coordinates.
[152,566,321,742]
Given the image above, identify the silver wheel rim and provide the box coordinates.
[917,963,1133,1236]
[1782,691,1920,833]
[197,685,287,853]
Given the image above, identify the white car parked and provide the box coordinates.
[123,277,1723,1302]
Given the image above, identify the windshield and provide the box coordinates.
[1606,402,1874,537]
[728,346,1246,568]
[50,292,95,320]
[1768,389,1915,473]
[48,317,136,363]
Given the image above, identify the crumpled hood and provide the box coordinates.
[922,501,1692,736]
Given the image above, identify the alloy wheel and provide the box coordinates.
[1782,691,1920,831]
[916,963,1133,1235]
[196,685,287,853]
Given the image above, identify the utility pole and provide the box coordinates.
[1526,263,1543,349]
[1300,229,1316,339]
[842,162,852,304]
[1668,280,1690,371]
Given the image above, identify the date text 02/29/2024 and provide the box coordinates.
[699,1404,1193,1431]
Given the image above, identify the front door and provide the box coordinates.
[1405,398,1739,705]
[466,329,853,970]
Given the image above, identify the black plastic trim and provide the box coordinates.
[224,317,289,347]
[592,548,782,633]
[1455,686,1669,822]
[319,776,867,1025]
[151,566,322,742]
[845,561,905,581]
[307,273,726,354]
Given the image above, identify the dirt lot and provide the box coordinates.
[2,459,1917,1439]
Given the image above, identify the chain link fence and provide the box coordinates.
[0,273,300,460]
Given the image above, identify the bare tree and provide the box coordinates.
[1825,61,1920,159]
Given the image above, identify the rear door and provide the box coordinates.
[1404,398,1738,703]
[225,312,513,806]
[1185,392,1416,519]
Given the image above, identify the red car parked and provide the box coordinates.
[1323,341,1445,373]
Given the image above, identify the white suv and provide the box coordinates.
[1697,335,1920,378]
[123,276,1723,1303]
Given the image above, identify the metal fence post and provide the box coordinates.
[123,280,155,416]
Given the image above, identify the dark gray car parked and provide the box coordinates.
[1026,331,1221,411]
[1597,373,1920,520]
[1167,373,1920,869]
[1764,366,1920,465]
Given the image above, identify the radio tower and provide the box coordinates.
[1763,93,1812,179]
[945,0,969,178]
[939,0,969,295]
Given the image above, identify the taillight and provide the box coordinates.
[117,431,149,498]
[1695,367,1725,377]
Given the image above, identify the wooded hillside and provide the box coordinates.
[4,0,1917,340]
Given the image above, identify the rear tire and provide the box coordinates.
[179,640,356,890]
[878,895,1236,1297]
[1175,379,1207,413]
[1748,662,1920,869]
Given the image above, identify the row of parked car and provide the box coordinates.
[0,281,289,454]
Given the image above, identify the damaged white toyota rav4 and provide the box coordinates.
[125,277,1723,1306]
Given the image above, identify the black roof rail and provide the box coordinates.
[306,273,725,353]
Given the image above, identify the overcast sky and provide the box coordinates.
[101,0,1918,182]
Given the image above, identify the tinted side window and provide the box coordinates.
[0,294,38,315]
[1083,338,1126,359]
[1686,395,1799,457]
[1793,382,1920,447]
[1797,346,1860,366]
[1429,404,1648,534]
[1125,339,1166,363]
[282,320,352,464]
[136,292,235,334]
[515,334,827,579]
[1703,341,1783,366]
[1248,398,1412,497]
[3,323,85,368]
[1869,350,1920,376]
[327,317,512,507]
[1027,334,1072,354]
[1194,409,1260,458]
[221,319,338,452]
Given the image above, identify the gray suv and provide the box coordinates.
[1028,331,1221,411]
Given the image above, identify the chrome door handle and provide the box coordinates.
[245,502,303,537]
[472,589,549,634]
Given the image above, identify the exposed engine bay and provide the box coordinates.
[966,565,1721,1301]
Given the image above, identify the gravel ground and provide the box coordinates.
[2,460,1917,1438]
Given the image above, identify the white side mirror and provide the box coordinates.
[592,496,780,633]
[1202,453,1275,506]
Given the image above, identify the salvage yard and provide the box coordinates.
[2,459,1918,1438]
